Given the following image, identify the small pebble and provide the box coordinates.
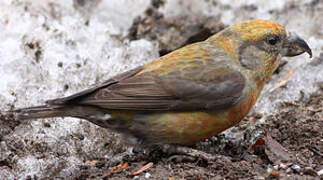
[269,170,280,177]
[255,176,265,180]
[291,164,301,173]
[304,167,317,176]
[286,168,292,174]
[145,172,151,179]
[280,163,289,170]
[317,169,323,176]
[274,165,279,170]
[267,167,273,173]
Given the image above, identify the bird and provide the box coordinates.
[10,19,312,150]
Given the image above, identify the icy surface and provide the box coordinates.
[0,0,322,178]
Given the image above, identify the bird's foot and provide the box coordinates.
[163,145,232,163]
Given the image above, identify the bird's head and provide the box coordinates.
[208,19,312,83]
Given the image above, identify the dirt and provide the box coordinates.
[128,0,227,56]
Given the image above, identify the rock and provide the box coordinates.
[145,172,151,179]
[304,167,317,176]
[286,168,292,174]
[268,170,280,178]
[317,169,323,177]
[274,165,279,170]
[291,164,301,173]
[255,176,265,180]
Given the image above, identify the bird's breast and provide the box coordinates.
[127,90,259,144]
[103,87,260,145]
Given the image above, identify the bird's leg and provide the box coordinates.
[162,144,232,163]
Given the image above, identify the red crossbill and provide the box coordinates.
[12,19,311,146]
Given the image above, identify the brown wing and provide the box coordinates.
[48,61,246,111]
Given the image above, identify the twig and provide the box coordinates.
[269,71,295,92]
[131,162,154,176]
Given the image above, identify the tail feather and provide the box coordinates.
[7,104,112,129]
[9,105,69,120]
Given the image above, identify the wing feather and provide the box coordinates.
[48,47,246,111]
[76,66,245,110]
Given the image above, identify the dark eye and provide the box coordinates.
[267,36,279,45]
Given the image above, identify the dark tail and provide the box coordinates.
[7,104,110,128]
[8,105,70,120]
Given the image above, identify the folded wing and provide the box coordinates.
[48,60,245,111]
